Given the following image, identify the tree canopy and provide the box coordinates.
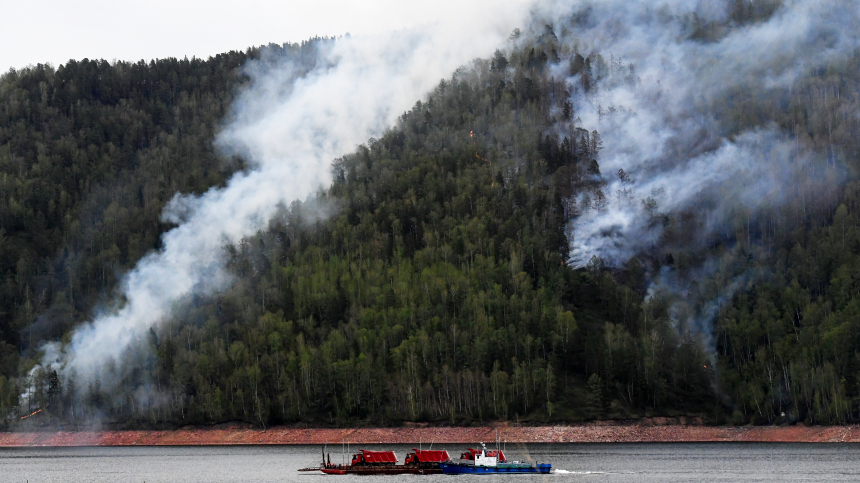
[2,23,860,430]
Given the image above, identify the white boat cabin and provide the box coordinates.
[458,444,507,467]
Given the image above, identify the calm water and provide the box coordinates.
[1,443,859,482]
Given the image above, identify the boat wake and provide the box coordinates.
[554,469,633,475]
[557,470,642,477]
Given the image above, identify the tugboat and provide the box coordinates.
[439,443,552,474]
[300,448,451,475]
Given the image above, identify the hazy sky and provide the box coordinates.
[2,0,512,72]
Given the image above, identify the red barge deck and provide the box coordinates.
[304,448,450,475]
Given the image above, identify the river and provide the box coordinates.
[1,443,858,482]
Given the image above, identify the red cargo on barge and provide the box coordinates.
[302,448,451,475]
[406,449,451,472]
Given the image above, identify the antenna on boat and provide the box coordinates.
[323,441,329,468]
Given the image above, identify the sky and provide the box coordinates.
[1,0,513,72]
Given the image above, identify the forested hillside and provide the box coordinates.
[0,55,240,417]
[0,43,323,421]
[4,2,860,429]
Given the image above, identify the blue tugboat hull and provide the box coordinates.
[439,463,552,474]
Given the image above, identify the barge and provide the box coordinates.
[300,443,552,475]
[301,448,450,475]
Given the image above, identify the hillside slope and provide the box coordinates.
[4,2,860,429]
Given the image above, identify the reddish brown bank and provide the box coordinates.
[3,422,860,447]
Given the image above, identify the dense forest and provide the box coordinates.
[3,2,860,429]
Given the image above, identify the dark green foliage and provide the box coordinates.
[125,43,727,428]
[4,26,860,430]
[0,53,251,364]
[712,182,860,425]
[638,48,860,425]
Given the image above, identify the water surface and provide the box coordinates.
[1,443,859,482]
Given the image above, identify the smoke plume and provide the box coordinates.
[34,2,530,395]
[529,0,859,343]
[539,0,858,268]
[29,0,860,407]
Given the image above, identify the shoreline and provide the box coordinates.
[3,423,860,447]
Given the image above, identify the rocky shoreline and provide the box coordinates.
[3,422,860,447]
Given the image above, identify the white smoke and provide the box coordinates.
[35,2,532,392]
[30,0,859,408]
[532,0,860,267]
